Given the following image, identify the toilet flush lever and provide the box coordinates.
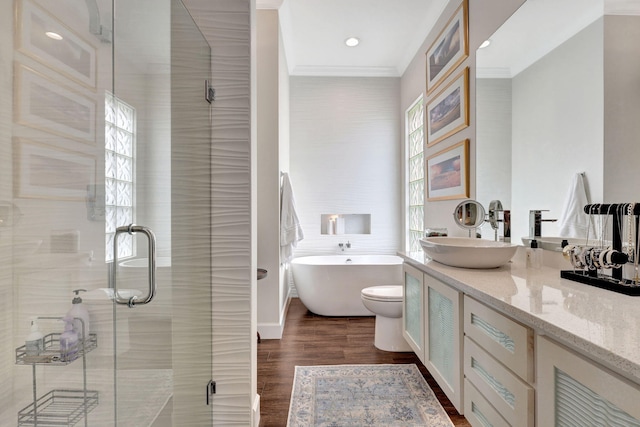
[112,224,157,307]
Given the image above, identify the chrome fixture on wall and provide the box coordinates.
[529,210,557,239]
[85,0,112,43]
[489,200,511,242]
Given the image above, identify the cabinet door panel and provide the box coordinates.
[402,264,424,359]
[464,337,534,426]
[537,336,640,427]
[464,379,510,427]
[464,296,534,383]
[425,275,463,413]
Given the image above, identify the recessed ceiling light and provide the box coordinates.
[45,31,63,40]
[479,39,491,49]
[345,37,360,47]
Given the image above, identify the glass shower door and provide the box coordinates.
[112,0,213,425]
[1,0,213,425]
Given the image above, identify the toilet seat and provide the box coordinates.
[361,285,403,302]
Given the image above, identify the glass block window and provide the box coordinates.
[105,92,135,262]
[406,96,424,252]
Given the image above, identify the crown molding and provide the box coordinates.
[290,65,401,77]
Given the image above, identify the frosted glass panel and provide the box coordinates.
[409,230,422,253]
[409,154,424,182]
[471,313,515,353]
[555,368,640,427]
[409,206,424,234]
[472,358,516,408]
[471,402,494,427]
[404,272,422,348]
[429,287,454,386]
[409,179,424,206]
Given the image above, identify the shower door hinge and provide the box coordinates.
[206,379,216,405]
[205,80,215,103]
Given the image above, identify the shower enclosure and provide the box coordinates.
[0,0,214,425]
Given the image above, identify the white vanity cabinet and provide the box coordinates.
[463,296,534,427]
[424,274,463,413]
[402,263,424,357]
[537,335,640,427]
[402,263,464,413]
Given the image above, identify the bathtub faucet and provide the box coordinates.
[338,241,352,251]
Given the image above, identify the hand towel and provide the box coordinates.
[280,172,304,263]
[558,173,593,239]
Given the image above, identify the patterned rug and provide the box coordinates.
[287,364,455,427]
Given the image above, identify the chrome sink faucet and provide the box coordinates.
[529,210,557,238]
[488,200,511,242]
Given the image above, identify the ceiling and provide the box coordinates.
[257,0,449,77]
[258,0,640,79]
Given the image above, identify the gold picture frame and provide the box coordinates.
[426,67,469,147]
[14,63,96,144]
[425,0,469,95]
[14,138,96,200]
[426,139,469,201]
[15,0,97,90]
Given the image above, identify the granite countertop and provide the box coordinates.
[398,249,640,385]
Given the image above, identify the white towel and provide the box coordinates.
[280,172,304,262]
[558,173,593,239]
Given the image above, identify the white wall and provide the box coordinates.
[277,22,291,325]
[510,19,604,240]
[475,78,512,239]
[256,10,280,337]
[400,0,525,244]
[289,76,401,257]
[604,15,640,203]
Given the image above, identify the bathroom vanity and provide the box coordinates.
[400,249,640,427]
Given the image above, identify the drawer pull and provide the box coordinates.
[471,313,515,353]
[472,357,516,408]
[472,402,494,427]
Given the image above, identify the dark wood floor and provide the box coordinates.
[257,298,471,427]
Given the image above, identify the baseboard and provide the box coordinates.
[257,321,284,339]
[257,295,291,339]
[252,394,260,427]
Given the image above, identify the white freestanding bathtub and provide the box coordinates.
[290,255,403,316]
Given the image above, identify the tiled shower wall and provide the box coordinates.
[289,76,402,257]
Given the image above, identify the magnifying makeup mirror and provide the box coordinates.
[453,200,486,237]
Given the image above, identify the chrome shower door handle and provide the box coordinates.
[113,224,157,307]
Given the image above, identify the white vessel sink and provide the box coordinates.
[420,237,518,269]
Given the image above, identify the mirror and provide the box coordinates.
[475,0,640,243]
[453,200,486,231]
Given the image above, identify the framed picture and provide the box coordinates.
[14,63,96,144]
[14,138,96,200]
[15,0,97,89]
[426,67,469,146]
[425,0,468,94]
[427,139,469,201]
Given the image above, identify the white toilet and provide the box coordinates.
[360,285,412,352]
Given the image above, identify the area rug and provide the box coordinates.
[287,364,454,426]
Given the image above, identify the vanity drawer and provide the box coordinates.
[464,378,510,427]
[464,296,534,383]
[464,336,534,427]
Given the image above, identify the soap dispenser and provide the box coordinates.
[526,239,543,269]
[67,289,90,339]
[25,318,44,356]
[59,315,79,362]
